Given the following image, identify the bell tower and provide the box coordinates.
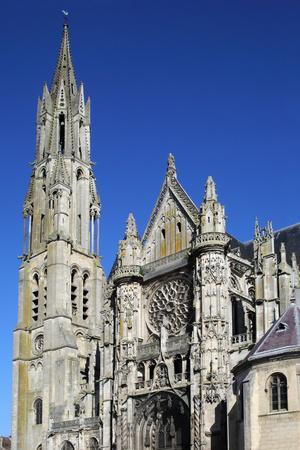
[12,23,105,450]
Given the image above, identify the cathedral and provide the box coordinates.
[12,23,300,450]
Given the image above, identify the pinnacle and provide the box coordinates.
[125,213,138,239]
[204,175,217,202]
[167,153,177,178]
[52,151,70,186]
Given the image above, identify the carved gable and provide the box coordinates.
[142,166,198,264]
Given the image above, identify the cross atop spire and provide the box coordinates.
[51,22,77,102]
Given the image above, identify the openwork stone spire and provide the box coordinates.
[51,23,77,101]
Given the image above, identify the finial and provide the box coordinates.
[254,217,260,238]
[267,220,273,235]
[292,252,298,269]
[167,153,177,179]
[204,176,217,202]
[125,213,138,239]
[280,242,287,264]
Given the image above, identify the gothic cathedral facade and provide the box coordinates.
[12,24,300,450]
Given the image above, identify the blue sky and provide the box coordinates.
[1,0,300,435]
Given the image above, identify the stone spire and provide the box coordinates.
[51,22,77,101]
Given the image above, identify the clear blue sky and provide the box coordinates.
[1,0,300,435]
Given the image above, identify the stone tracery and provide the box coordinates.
[147,279,192,336]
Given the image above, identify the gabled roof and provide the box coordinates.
[142,154,198,244]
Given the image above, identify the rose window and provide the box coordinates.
[148,279,192,335]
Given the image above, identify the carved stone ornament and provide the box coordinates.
[153,363,170,389]
[147,279,192,336]
[34,334,44,353]
[204,383,221,404]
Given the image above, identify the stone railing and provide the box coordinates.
[84,417,101,427]
[193,232,230,250]
[137,342,160,360]
[135,380,152,390]
[231,332,253,345]
[52,417,100,431]
[137,335,189,360]
[112,265,142,281]
[52,419,79,430]
[142,249,189,275]
[174,372,188,383]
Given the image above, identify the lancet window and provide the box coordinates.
[32,273,39,322]
[71,269,79,316]
[34,398,42,425]
[82,272,89,320]
[59,112,65,153]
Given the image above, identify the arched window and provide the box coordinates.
[59,112,65,153]
[137,363,145,388]
[174,355,182,382]
[34,398,42,425]
[82,273,89,320]
[43,269,47,317]
[89,437,99,450]
[32,273,39,322]
[149,360,156,380]
[270,373,288,411]
[37,446,42,450]
[61,442,74,450]
[71,269,79,316]
[76,168,84,181]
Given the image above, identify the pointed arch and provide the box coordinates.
[89,437,99,450]
[61,442,74,450]
[33,398,43,425]
[134,392,190,450]
[32,272,40,322]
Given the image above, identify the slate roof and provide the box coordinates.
[233,302,300,373]
[230,223,300,265]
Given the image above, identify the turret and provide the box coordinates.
[118,213,141,267]
[199,176,226,234]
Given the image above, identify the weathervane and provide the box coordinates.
[62,10,69,24]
